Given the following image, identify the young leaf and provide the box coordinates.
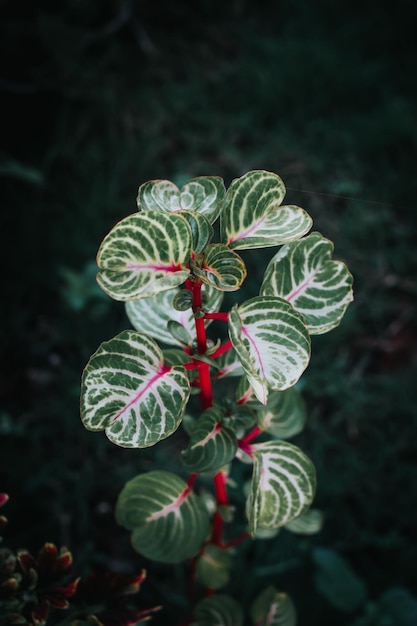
[126,285,224,347]
[248,440,316,534]
[251,586,296,626]
[261,232,354,334]
[220,170,312,250]
[81,330,190,448]
[215,349,244,379]
[180,210,214,252]
[137,176,226,223]
[96,211,191,301]
[193,594,244,626]
[116,471,210,564]
[194,244,247,291]
[285,508,324,535]
[182,407,238,473]
[256,387,307,439]
[197,544,233,590]
[228,296,311,405]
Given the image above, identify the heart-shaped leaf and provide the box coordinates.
[256,387,307,439]
[248,440,316,533]
[251,587,296,626]
[96,211,191,301]
[116,471,210,563]
[81,330,190,448]
[182,407,238,473]
[137,176,226,223]
[194,244,247,292]
[125,285,224,347]
[220,170,312,250]
[228,296,311,405]
[261,232,353,334]
[193,594,244,626]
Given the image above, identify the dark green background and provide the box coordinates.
[1,1,417,624]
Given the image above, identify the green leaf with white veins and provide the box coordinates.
[182,407,238,474]
[193,595,244,626]
[248,440,316,534]
[228,296,311,405]
[137,176,226,223]
[126,285,224,347]
[261,232,354,334]
[96,211,191,301]
[80,330,190,448]
[251,587,296,626]
[194,244,247,291]
[256,387,307,439]
[116,471,210,563]
[180,210,214,253]
[220,170,312,250]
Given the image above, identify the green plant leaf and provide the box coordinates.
[256,387,307,439]
[285,508,324,535]
[193,595,244,626]
[228,296,311,405]
[251,586,296,626]
[220,170,312,250]
[126,285,224,347]
[248,440,316,534]
[80,330,190,448]
[116,471,210,564]
[194,244,247,291]
[137,176,226,223]
[261,232,354,334]
[215,349,244,379]
[182,407,238,473]
[197,544,233,590]
[312,547,367,612]
[96,211,191,301]
[180,210,214,252]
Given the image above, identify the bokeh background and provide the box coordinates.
[1,1,417,624]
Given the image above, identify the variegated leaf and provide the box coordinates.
[194,244,247,291]
[285,508,324,535]
[256,387,307,439]
[96,211,191,301]
[137,176,226,223]
[261,232,353,334]
[248,440,316,533]
[215,348,244,380]
[182,407,238,473]
[197,544,233,590]
[116,471,210,563]
[251,587,296,626]
[220,170,312,250]
[180,210,214,252]
[126,285,224,347]
[228,296,311,405]
[81,330,190,448]
[193,595,244,626]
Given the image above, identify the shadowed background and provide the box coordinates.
[1,1,417,624]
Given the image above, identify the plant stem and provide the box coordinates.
[204,311,229,321]
[191,279,213,409]
[209,340,233,360]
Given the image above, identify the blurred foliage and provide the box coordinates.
[1,0,416,624]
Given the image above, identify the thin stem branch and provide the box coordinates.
[209,340,233,360]
[204,312,229,321]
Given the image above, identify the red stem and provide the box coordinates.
[208,340,233,360]
[204,311,229,321]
